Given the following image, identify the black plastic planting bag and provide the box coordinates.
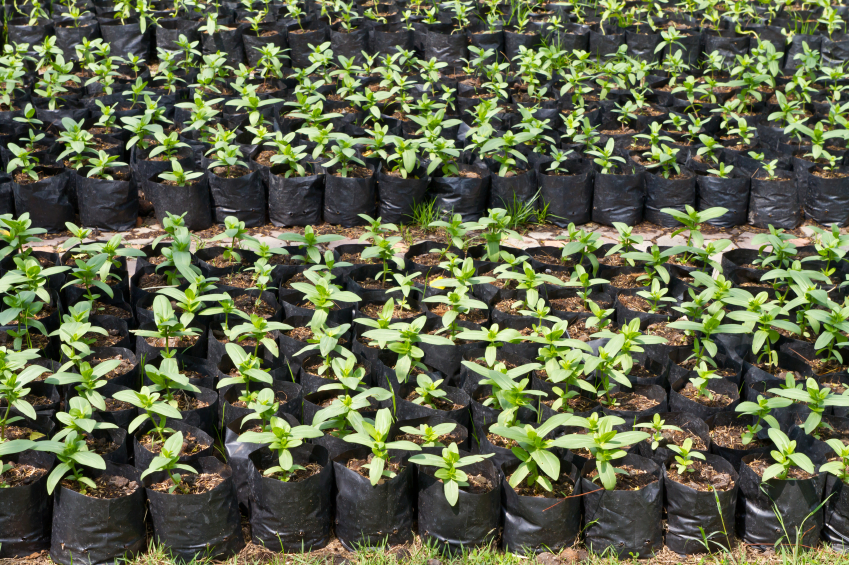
[334,447,415,549]
[133,420,214,471]
[377,166,429,223]
[322,164,376,227]
[501,458,581,555]
[156,19,202,53]
[580,454,663,558]
[331,26,368,66]
[431,163,490,222]
[0,450,53,558]
[12,167,73,232]
[0,173,14,215]
[267,166,324,226]
[737,453,826,549]
[784,35,821,73]
[248,444,334,551]
[426,24,468,73]
[56,21,100,61]
[822,36,849,67]
[697,173,749,227]
[243,30,286,67]
[592,167,645,226]
[537,159,593,226]
[146,176,213,231]
[704,31,748,67]
[748,172,801,229]
[489,168,537,211]
[468,29,504,61]
[371,24,413,56]
[589,29,625,60]
[824,474,849,551]
[504,29,541,68]
[50,463,146,565]
[77,173,138,231]
[663,454,739,554]
[201,26,246,67]
[99,19,151,59]
[145,457,245,563]
[804,169,849,227]
[206,166,266,227]
[417,456,501,555]
[287,22,328,69]
[626,30,661,63]
[8,18,53,51]
[644,170,695,227]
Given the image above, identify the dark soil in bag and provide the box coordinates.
[0,450,54,558]
[144,457,245,563]
[663,453,738,554]
[669,376,740,421]
[133,420,214,471]
[333,447,416,549]
[248,443,334,551]
[636,411,710,467]
[737,453,826,549]
[501,457,581,554]
[50,463,146,565]
[417,453,501,554]
[580,453,663,558]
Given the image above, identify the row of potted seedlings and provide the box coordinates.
[0,204,849,561]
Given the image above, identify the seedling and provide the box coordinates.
[409,443,493,505]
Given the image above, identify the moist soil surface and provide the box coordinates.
[145,335,199,349]
[747,457,816,480]
[459,472,494,494]
[404,390,463,411]
[588,464,657,491]
[565,318,594,342]
[610,272,645,289]
[139,431,208,456]
[231,388,290,408]
[360,302,420,319]
[347,455,402,484]
[86,328,123,348]
[149,472,224,494]
[618,293,672,315]
[608,392,660,412]
[62,474,140,498]
[666,460,735,491]
[2,425,45,441]
[646,321,691,345]
[543,395,599,413]
[233,294,276,318]
[91,355,134,379]
[0,462,46,487]
[105,397,134,411]
[645,427,707,450]
[411,252,447,266]
[394,431,463,446]
[85,435,119,455]
[678,383,734,407]
[93,302,132,318]
[511,473,574,498]
[0,394,52,408]
[261,462,322,482]
[710,424,764,449]
[173,391,210,411]
[428,302,488,324]
[285,326,314,341]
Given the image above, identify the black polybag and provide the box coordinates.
[501,458,581,554]
[636,411,710,467]
[417,454,501,554]
[0,450,53,558]
[77,172,139,231]
[155,19,202,55]
[145,457,245,563]
[580,453,663,558]
[377,165,429,223]
[643,170,695,227]
[12,167,74,233]
[663,453,739,554]
[50,463,146,565]
[286,21,327,69]
[145,175,213,231]
[537,159,593,226]
[425,24,468,73]
[489,167,537,211]
[430,163,491,222]
[696,173,749,228]
[55,21,100,62]
[248,443,334,551]
[99,19,151,59]
[625,30,661,63]
[201,26,246,67]
[804,168,849,227]
[267,166,324,226]
[591,165,645,226]
[322,164,376,227]
[371,24,413,56]
[824,473,849,551]
[588,28,625,60]
[333,447,416,549]
[703,31,748,67]
[205,165,266,227]
[133,420,214,471]
[748,171,801,229]
[331,25,368,66]
[0,173,14,215]
[736,453,826,549]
